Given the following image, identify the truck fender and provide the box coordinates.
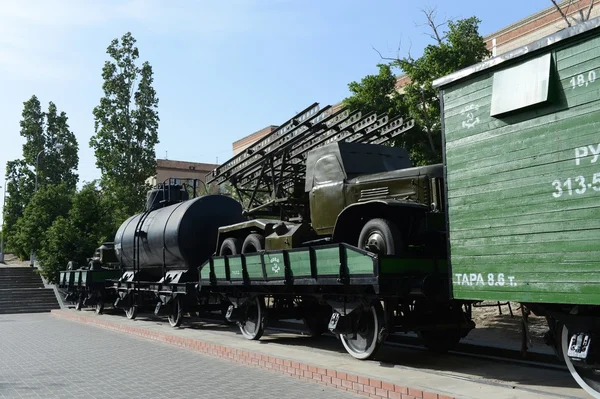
[332,199,428,244]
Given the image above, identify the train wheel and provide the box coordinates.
[220,237,241,256]
[239,296,265,340]
[168,297,184,328]
[125,306,137,320]
[241,233,265,254]
[358,218,402,255]
[561,321,600,397]
[340,301,385,360]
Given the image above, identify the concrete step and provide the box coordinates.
[0,267,58,314]
[0,298,58,303]
[0,277,43,280]
[0,289,56,301]
[0,281,44,289]
[0,307,58,314]
[0,268,47,292]
[0,289,57,296]
[0,269,41,275]
[0,299,58,305]
[0,276,44,281]
[0,284,60,314]
[0,290,51,296]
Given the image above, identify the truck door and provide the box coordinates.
[309,154,346,235]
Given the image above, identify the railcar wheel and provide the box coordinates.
[340,301,385,360]
[241,234,265,254]
[239,296,265,340]
[358,218,402,255]
[168,297,184,328]
[125,306,137,320]
[220,237,241,256]
[561,320,600,398]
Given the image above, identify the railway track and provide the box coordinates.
[67,304,562,372]
[192,312,566,371]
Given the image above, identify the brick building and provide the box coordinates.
[232,0,600,153]
[485,0,600,56]
[232,125,278,156]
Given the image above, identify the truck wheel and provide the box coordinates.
[358,218,402,255]
[241,233,265,253]
[219,237,241,256]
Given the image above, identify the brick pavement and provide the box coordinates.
[0,313,359,399]
[49,309,590,399]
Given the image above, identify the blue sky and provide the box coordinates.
[0,0,555,212]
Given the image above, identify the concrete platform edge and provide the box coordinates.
[51,309,454,399]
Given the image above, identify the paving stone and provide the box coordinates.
[0,313,358,398]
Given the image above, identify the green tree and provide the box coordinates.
[19,95,79,189]
[38,182,115,283]
[343,11,490,166]
[90,32,160,222]
[343,64,405,117]
[11,183,73,263]
[3,96,78,257]
[394,15,491,165]
[2,160,35,257]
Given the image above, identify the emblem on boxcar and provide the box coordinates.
[460,103,480,129]
[270,257,281,273]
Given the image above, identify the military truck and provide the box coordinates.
[208,104,447,260]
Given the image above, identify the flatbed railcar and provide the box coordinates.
[56,16,600,397]
[59,98,473,359]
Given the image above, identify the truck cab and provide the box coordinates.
[306,142,446,255]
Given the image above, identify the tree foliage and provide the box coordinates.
[19,96,79,189]
[38,182,115,283]
[343,64,406,117]
[3,160,34,258]
[394,16,490,164]
[343,12,490,165]
[90,32,160,222]
[11,183,73,261]
[3,96,78,256]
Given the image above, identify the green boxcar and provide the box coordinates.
[434,18,600,304]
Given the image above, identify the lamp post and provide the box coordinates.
[0,181,5,264]
[30,143,64,267]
